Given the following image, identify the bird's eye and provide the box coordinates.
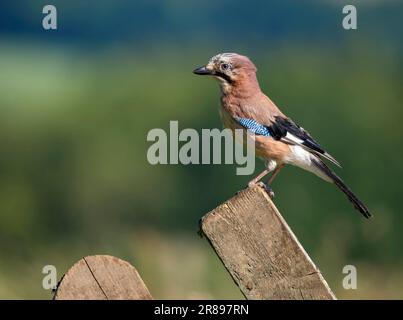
[221,63,230,71]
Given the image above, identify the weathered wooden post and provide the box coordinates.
[200,184,336,300]
[54,255,153,300]
[55,185,335,300]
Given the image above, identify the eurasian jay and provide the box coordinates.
[193,53,370,218]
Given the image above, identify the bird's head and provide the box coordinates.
[193,53,259,94]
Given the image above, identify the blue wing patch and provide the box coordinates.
[235,117,271,136]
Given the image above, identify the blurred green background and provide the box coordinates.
[0,0,402,299]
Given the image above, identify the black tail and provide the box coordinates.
[313,159,371,218]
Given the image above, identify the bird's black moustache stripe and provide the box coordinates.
[214,71,233,84]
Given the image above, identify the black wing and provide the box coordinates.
[268,116,341,167]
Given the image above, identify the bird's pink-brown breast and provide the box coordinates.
[217,62,291,162]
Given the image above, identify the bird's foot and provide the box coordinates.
[248,181,275,199]
[262,182,275,199]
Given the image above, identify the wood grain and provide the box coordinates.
[200,184,336,300]
[54,255,153,300]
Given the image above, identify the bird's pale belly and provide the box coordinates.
[220,108,290,161]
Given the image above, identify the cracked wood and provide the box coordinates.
[200,184,336,300]
[53,255,153,300]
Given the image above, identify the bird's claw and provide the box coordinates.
[254,181,275,199]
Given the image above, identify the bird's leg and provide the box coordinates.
[263,164,285,198]
[247,168,276,199]
[248,163,285,199]
[248,168,271,187]
[267,163,285,185]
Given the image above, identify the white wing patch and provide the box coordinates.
[282,132,304,145]
[281,133,341,168]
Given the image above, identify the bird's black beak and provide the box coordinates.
[193,66,214,75]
